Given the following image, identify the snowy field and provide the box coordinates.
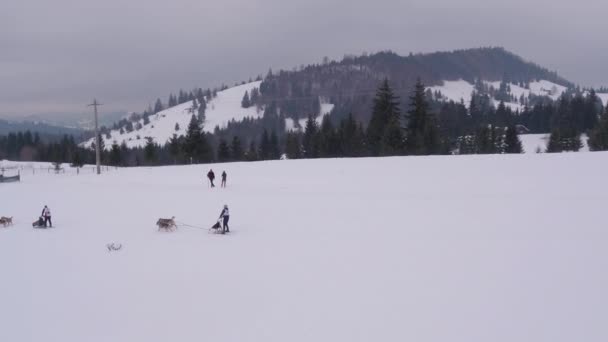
[1,154,607,342]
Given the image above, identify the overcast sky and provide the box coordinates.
[2,0,607,118]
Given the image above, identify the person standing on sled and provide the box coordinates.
[42,205,52,228]
[207,169,216,188]
[221,171,227,188]
[218,204,229,233]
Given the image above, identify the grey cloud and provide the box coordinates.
[1,0,607,117]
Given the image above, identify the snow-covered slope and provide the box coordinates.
[429,79,568,111]
[596,93,608,107]
[84,82,264,149]
[284,103,335,131]
[1,153,607,342]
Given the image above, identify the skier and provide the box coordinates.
[218,204,229,234]
[42,205,52,228]
[221,171,227,188]
[207,169,215,187]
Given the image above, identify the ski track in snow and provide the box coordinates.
[1,153,608,342]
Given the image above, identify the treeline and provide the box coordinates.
[4,79,608,167]
[0,132,92,165]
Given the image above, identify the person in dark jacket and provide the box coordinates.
[221,171,227,188]
[207,169,215,187]
[218,204,229,233]
[42,205,52,227]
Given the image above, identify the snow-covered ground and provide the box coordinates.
[1,153,607,342]
[83,82,264,150]
[520,134,590,153]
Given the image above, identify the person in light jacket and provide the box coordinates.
[218,204,229,234]
[42,205,52,228]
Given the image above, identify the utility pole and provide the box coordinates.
[88,99,103,175]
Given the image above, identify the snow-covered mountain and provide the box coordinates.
[82,81,335,150]
[83,82,264,149]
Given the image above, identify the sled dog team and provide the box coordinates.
[4,169,231,233]
[157,204,230,234]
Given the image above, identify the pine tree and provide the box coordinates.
[589,105,608,151]
[503,125,523,153]
[367,79,401,156]
[175,122,180,131]
[109,142,122,166]
[168,94,177,107]
[548,96,583,152]
[231,136,243,160]
[183,114,207,162]
[168,134,182,164]
[269,130,280,159]
[246,141,258,161]
[154,98,164,113]
[198,98,207,123]
[405,79,441,155]
[71,149,84,167]
[546,129,562,153]
[144,137,157,164]
[285,132,302,159]
[303,115,319,158]
[143,112,150,125]
[241,91,251,108]
[217,139,231,162]
[584,90,600,131]
[259,129,270,160]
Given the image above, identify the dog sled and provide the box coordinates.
[32,217,46,228]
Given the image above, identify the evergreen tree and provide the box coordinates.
[241,91,251,108]
[109,142,122,166]
[217,139,231,162]
[71,149,84,167]
[259,129,271,160]
[285,132,302,159]
[269,130,280,159]
[143,112,150,125]
[246,141,258,161]
[175,122,180,131]
[198,98,207,123]
[584,90,600,131]
[589,105,608,151]
[183,114,210,162]
[503,125,523,153]
[547,96,583,152]
[405,79,441,155]
[303,114,320,158]
[230,136,243,161]
[546,129,563,153]
[367,79,401,156]
[168,134,182,164]
[154,98,164,113]
[144,137,157,164]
